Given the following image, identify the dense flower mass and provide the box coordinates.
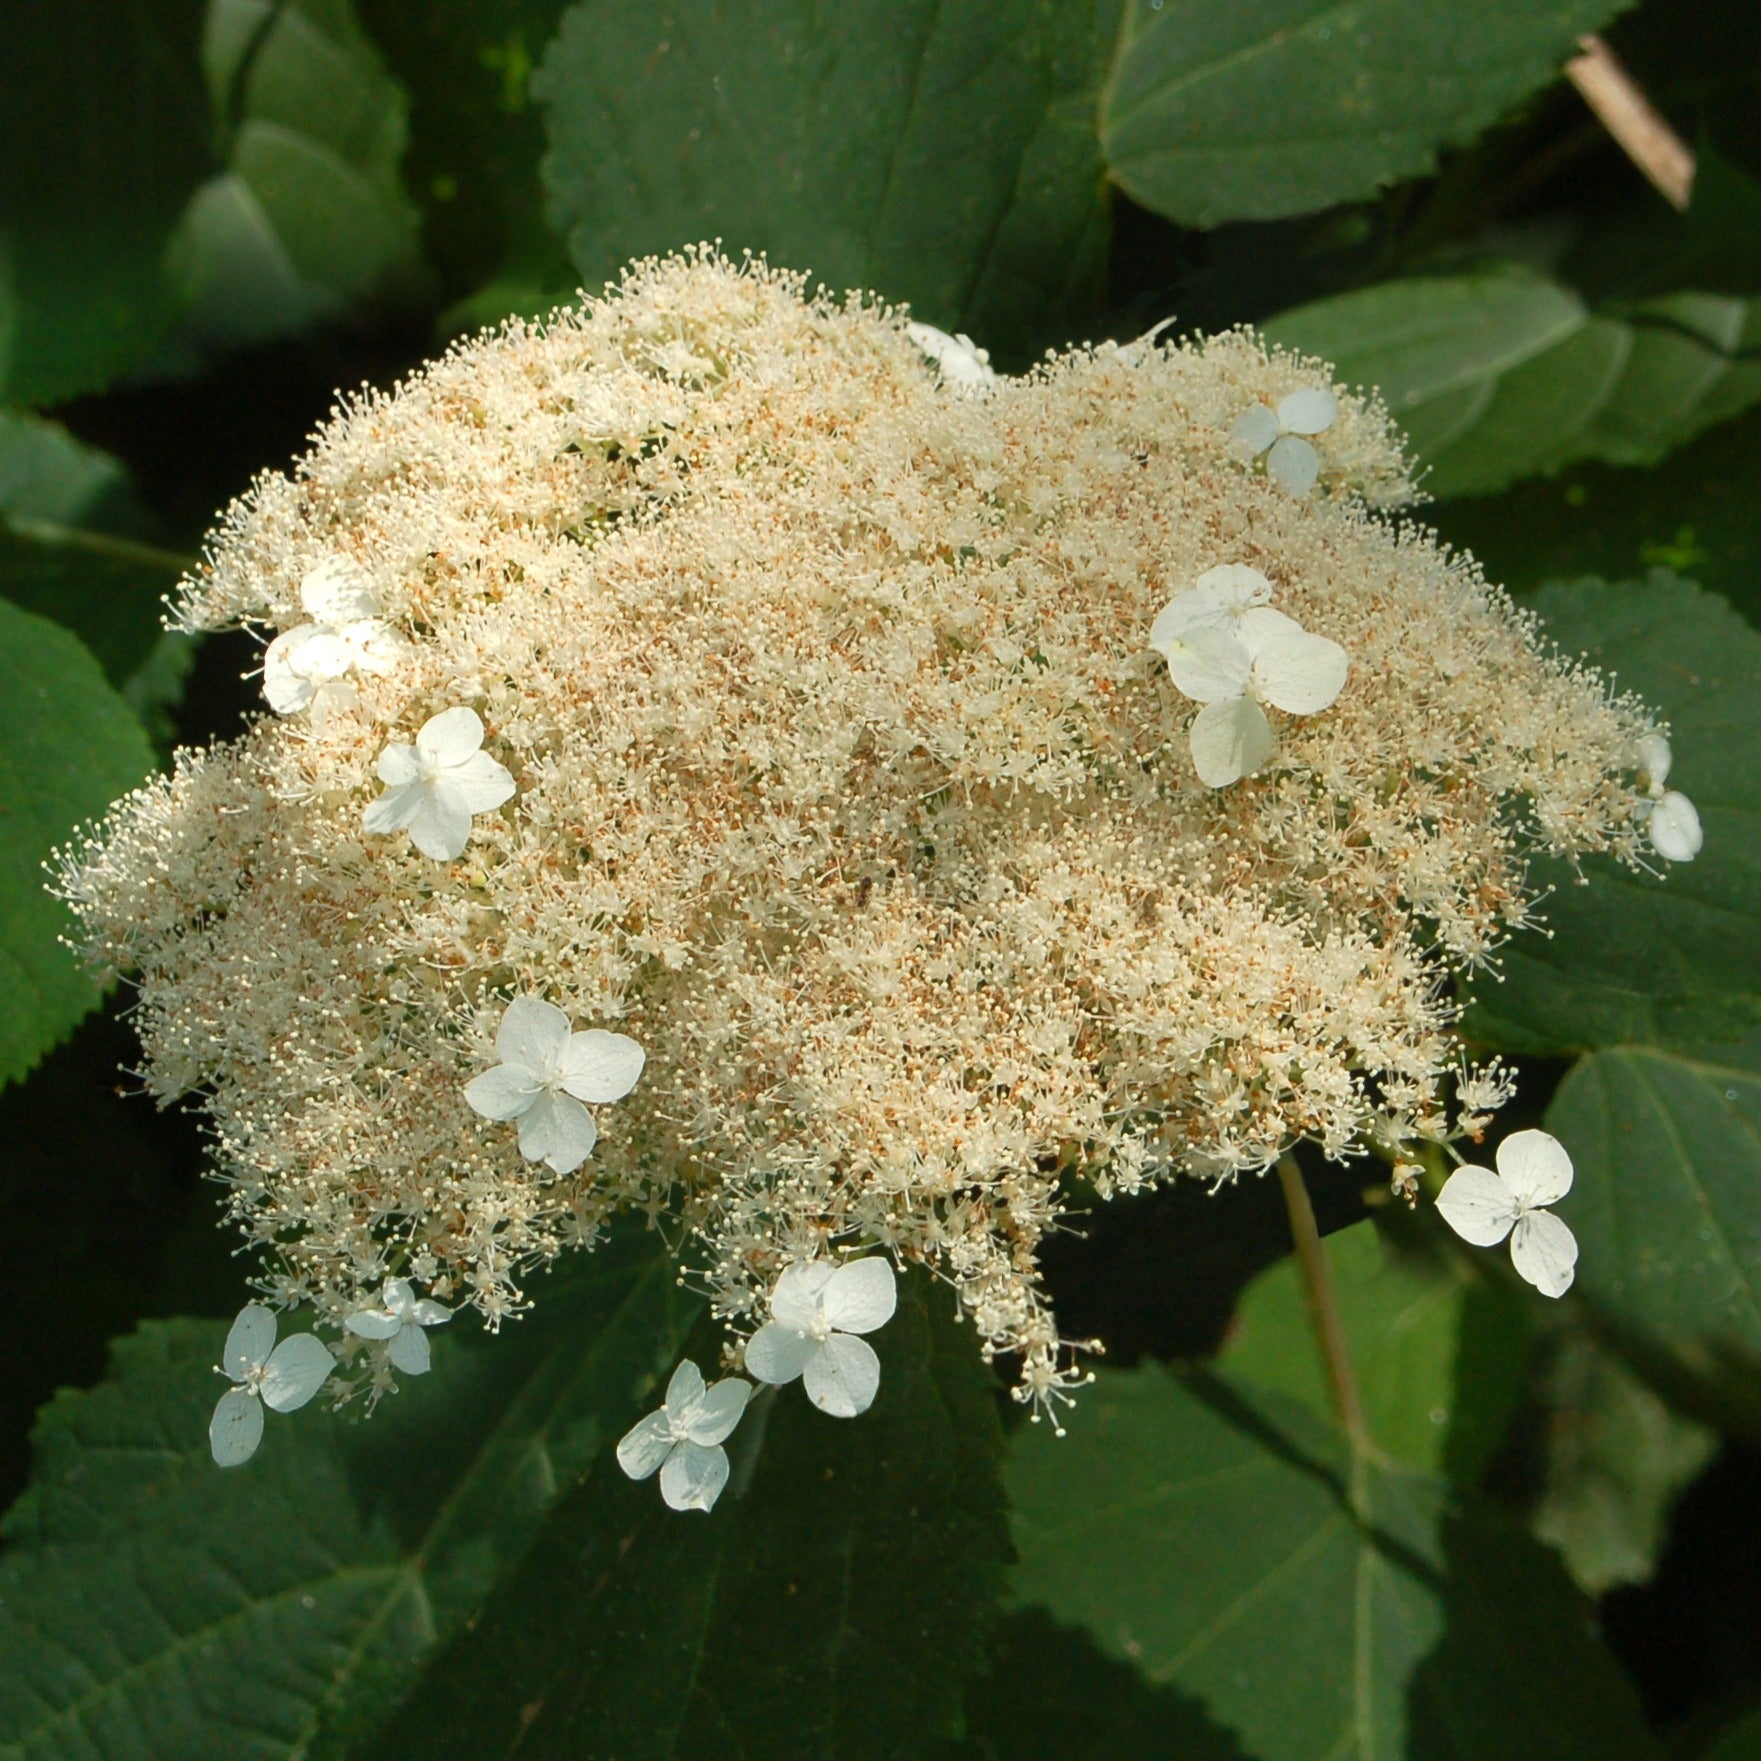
[59,252,1690,1417]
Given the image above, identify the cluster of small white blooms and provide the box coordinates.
[1232,386,1338,495]
[58,252,1693,1423]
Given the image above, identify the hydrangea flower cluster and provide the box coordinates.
[60,252,1697,1441]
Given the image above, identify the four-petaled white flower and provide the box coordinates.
[1231,387,1338,495]
[263,557,408,716]
[745,1256,898,1417]
[1152,589,1350,789]
[209,1303,334,1467]
[344,1276,451,1374]
[906,321,996,390]
[616,1359,752,1512]
[1633,732,1703,863]
[363,706,516,861]
[464,994,645,1174]
[1435,1128,1579,1298]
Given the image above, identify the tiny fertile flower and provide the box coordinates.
[1633,732,1703,863]
[906,321,996,389]
[1435,1128,1579,1297]
[209,1303,334,1466]
[616,1359,752,1512]
[344,1276,451,1374]
[362,706,516,861]
[263,557,407,716]
[1153,604,1349,788]
[1232,387,1338,494]
[464,994,645,1174]
[745,1256,897,1417]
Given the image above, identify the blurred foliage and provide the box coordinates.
[3,0,1761,1754]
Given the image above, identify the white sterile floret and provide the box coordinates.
[362,706,516,861]
[1149,563,1274,646]
[262,556,408,716]
[209,1303,334,1466]
[343,1276,451,1375]
[1152,602,1350,788]
[1435,1128,1579,1298]
[464,994,645,1174]
[616,1359,752,1512]
[1633,732,1703,863]
[905,321,996,389]
[745,1257,898,1417]
[1231,387,1338,494]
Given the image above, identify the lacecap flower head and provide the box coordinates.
[59,252,1695,1435]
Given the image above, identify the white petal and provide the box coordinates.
[1510,1209,1578,1298]
[660,1440,731,1511]
[1276,386,1337,435]
[559,1029,646,1103]
[464,1063,542,1122]
[803,1333,881,1418]
[1495,1129,1574,1209]
[409,1299,451,1327]
[1649,792,1703,863]
[1230,404,1280,458]
[381,1277,416,1318]
[1150,590,1224,650]
[821,1257,897,1335]
[497,995,572,1070]
[1188,694,1275,788]
[388,1322,432,1375]
[684,1377,752,1447]
[259,1334,334,1411]
[408,787,475,861]
[664,1357,708,1415]
[299,556,378,624]
[417,706,486,765]
[1191,564,1273,617]
[744,1321,814,1386]
[445,750,517,811]
[262,628,323,714]
[1435,1165,1519,1247]
[616,1410,676,1480]
[375,742,421,787]
[905,321,995,387]
[363,779,424,837]
[1249,627,1350,716]
[223,1304,277,1381]
[515,1089,598,1173]
[1636,731,1672,789]
[769,1259,838,1332]
[344,1308,402,1340]
[209,1388,264,1466]
[1233,606,1305,656]
[1158,625,1253,705]
[1266,434,1320,495]
[339,620,408,677]
[283,630,355,685]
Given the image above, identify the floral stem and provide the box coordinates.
[6,518,201,576]
[1566,33,1695,211]
[1275,1154,1369,1459]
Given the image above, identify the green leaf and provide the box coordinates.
[1263,264,1761,498]
[389,1268,1010,1760]
[0,599,153,1087]
[0,1231,700,1760]
[1007,1365,1663,1761]
[0,411,193,700]
[1547,1045,1761,1357]
[1530,1330,1717,1595]
[1222,1216,1532,1479]
[1462,575,1761,1058]
[164,0,429,358]
[1702,1706,1761,1761]
[1099,0,1630,229]
[534,0,1121,364]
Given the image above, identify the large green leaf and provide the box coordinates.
[1264,265,1761,498]
[1008,1365,1662,1761]
[390,1269,1010,1760]
[0,0,211,404]
[534,0,1121,363]
[0,599,154,1087]
[1548,1045,1761,1357]
[1463,576,1761,1058]
[1222,1215,1532,1479]
[164,0,429,357]
[0,1232,700,1760]
[1099,0,1629,228]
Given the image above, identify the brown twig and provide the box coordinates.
[1566,33,1695,211]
